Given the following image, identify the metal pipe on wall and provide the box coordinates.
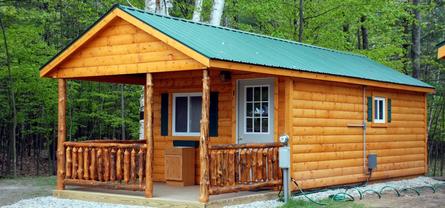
[363,86,367,173]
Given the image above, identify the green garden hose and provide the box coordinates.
[291,178,328,206]
[329,192,355,202]
[400,187,420,196]
[281,177,445,206]
[345,187,363,200]
[379,185,401,197]
[361,189,382,198]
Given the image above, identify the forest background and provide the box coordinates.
[0,0,443,177]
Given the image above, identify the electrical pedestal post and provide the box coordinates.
[279,134,290,204]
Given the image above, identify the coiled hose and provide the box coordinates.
[278,177,442,206]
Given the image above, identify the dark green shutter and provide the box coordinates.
[161,93,169,136]
[387,98,392,123]
[209,92,219,137]
[367,96,373,122]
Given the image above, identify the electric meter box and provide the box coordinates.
[279,146,290,168]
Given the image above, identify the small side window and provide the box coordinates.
[373,97,386,123]
[172,92,202,136]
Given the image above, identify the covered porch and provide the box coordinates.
[51,69,284,203]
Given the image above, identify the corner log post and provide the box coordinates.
[199,69,210,203]
[144,73,154,198]
[57,79,67,190]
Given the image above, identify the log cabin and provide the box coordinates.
[40,4,434,204]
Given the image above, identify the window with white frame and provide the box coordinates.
[374,97,386,123]
[245,85,269,133]
[173,93,202,136]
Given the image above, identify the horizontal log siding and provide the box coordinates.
[152,70,233,183]
[365,87,426,180]
[291,79,426,189]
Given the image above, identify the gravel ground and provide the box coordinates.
[2,176,444,208]
[224,176,445,208]
[2,196,150,208]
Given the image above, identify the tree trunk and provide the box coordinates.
[361,16,368,49]
[120,84,125,140]
[192,0,204,22]
[298,0,304,42]
[411,0,421,78]
[210,0,225,26]
[357,28,362,49]
[144,0,156,13]
[0,16,17,177]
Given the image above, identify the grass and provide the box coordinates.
[281,199,365,208]
[0,176,55,186]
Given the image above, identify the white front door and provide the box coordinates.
[237,78,275,144]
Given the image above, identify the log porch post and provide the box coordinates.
[144,73,154,198]
[57,79,67,190]
[199,69,210,203]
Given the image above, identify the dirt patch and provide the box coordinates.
[357,186,445,208]
[0,176,54,206]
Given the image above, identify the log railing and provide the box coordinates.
[208,143,282,195]
[63,140,146,191]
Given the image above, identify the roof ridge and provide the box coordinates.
[118,4,366,58]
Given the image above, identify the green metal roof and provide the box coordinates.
[119,5,431,89]
[437,40,445,48]
[41,4,433,89]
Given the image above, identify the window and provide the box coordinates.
[245,85,269,134]
[373,97,386,123]
[173,93,202,136]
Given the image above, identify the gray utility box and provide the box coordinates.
[279,146,290,168]
[368,154,377,170]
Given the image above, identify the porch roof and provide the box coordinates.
[40,4,433,91]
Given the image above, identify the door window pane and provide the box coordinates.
[254,87,261,101]
[262,87,268,101]
[262,118,268,132]
[246,87,253,101]
[246,118,253,132]
[175,97,188,132]
[244,85,270,134]
[254,102,261,116]
[254,118,260,132]
[246,102,253,117]
[261,102,268,116]
[189,96,202,132]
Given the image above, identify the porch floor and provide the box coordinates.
[54,182,278,208]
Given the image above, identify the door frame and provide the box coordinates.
[235,77,277,144]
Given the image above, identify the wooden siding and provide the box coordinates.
[50,17,204,78]
[290,78,427,189]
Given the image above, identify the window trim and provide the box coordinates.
[172,92,202,136]
[373,96,386,123]
[243,84,271,135]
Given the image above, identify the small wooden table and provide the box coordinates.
[165,147,195,186]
